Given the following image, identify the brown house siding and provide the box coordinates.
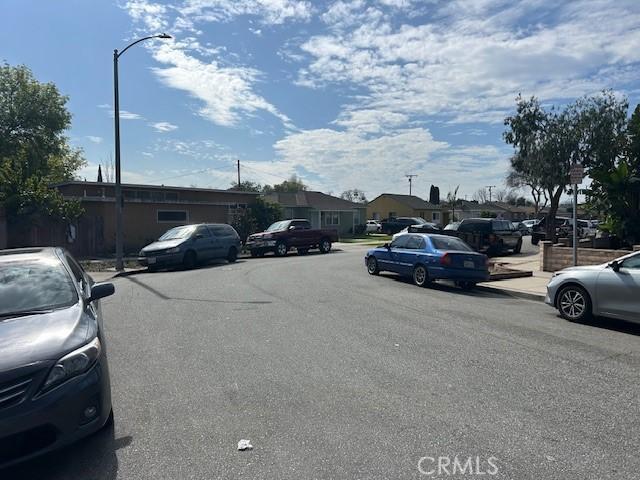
[7,182,259,257]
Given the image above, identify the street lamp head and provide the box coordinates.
[157,33,172,39]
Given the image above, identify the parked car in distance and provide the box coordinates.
[531,216,570,245]
[512,221,531,236]
[245,219,339,257]
[522,219,540,229]
[380,217,430,234]
[365,233,489,289]
[444,218,522,255]
[392,222,441,239]
[365,220,382,233]
[443,222,460,231]
[0,248,115,468]
[545,250,640,324]
[138,223,241,270]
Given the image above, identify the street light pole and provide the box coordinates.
[113,49,123,271]
[113,33,171,271]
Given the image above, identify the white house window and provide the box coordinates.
[322,211,340,225]
[157,210,188,223]
[432,212,441,222]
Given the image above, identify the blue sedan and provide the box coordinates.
[365,233,490,289]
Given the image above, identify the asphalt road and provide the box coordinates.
[6,245,640,479]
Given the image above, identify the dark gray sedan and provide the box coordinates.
[0,248,115,468]
[138,223,241,270]
[545,250,640,323]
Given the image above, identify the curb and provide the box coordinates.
[475,284,545,302]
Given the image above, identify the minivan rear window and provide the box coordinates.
[0,258,78,316]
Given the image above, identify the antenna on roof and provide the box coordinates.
[405,174,418,196]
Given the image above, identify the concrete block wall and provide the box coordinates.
[540,241,637,272]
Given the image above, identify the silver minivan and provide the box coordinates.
[138,223,241,270]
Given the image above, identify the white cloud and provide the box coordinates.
[99,104,144,120]
[150,44,293,128]
[86,136,103,144]
[120,110,144,120]
[300,0,640,124]
[175,0,313,27]
[123,0,168,31]
[150,121,179,132]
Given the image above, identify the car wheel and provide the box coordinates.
[366,256,379,275]
[531,236,539,246]
[297,248,309,255]
[227,247,238,263]
[557,285,592,322]
[514,239,522,254]
[457,281,476,290]
[183,250,197,269]
[413,264,429,287]
[275,241,288,257]
[319,238,332,253]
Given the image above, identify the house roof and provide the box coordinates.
[53,181,260,196]
[265,191,365,210]
[371,193,440,210]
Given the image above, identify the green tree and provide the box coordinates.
[585,103,640,243]
[229,180,263,192]
[231,197,283,241]
[340,189,367,203]
[263,174,308,193]
[0,63,85,224]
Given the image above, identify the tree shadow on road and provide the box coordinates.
[2,422,132,480]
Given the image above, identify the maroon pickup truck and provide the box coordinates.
[245,219,339,257]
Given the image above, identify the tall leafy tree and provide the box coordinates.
[585,102,640,243]
[263,174,308,193]
[0,63,85,224]
[504,95,580,241]
[340,189,367,203]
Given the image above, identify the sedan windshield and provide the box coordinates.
[267,221,289,232]
[430,236,473,252]
[159,225,196,240]
[0,259,78,316]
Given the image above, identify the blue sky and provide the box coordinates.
[2,0,639,200]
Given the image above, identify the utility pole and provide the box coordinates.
[485,185,496,203]
[237,159,241,188]
[406,174,418,196]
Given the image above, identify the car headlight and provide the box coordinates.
[166,246,181,253]
[263,234,273,240]
[41,337,101,392]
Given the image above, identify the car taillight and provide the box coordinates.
[440,253,452,266]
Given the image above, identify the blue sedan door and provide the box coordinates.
[394,235,425,276]
[388,235,413,275]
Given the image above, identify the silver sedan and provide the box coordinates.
[545,251,640,323]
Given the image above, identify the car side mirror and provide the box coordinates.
[609,260,621,272]
[383,243,391,250]
[194,233,204,239]
[88,282,115,303]
[288,225,297,230]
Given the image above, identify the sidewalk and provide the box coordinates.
[478,270,550,302]
[480,244,549,302]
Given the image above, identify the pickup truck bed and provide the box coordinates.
[245,219,339,257]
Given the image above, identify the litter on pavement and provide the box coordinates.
[237,439,253,451]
